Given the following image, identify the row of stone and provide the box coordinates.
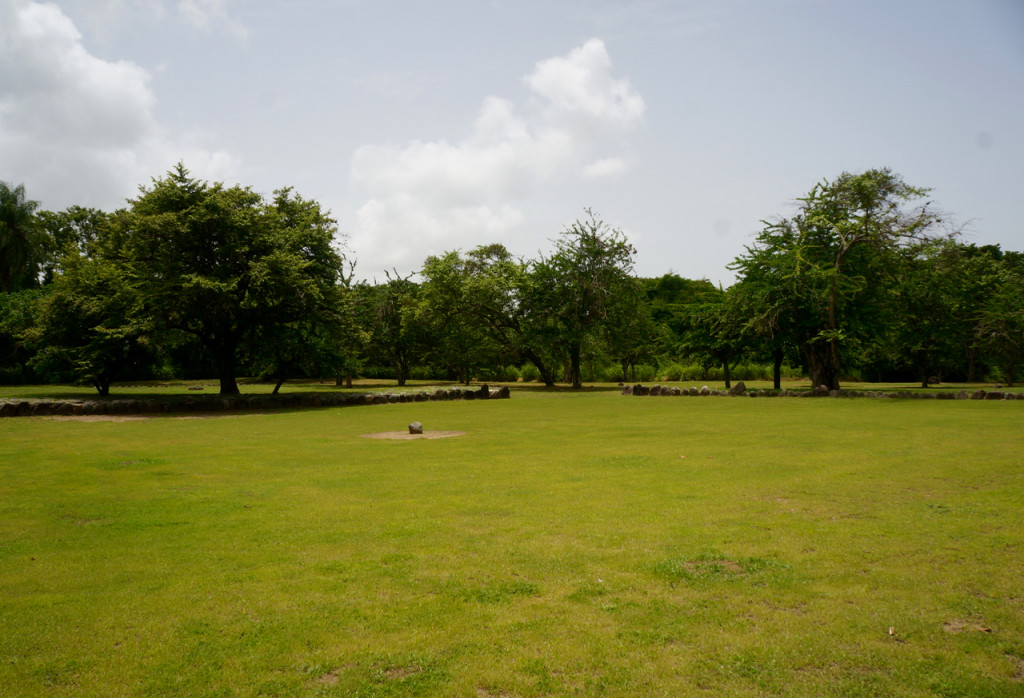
[0,385,511,418]
[623,382,1022,400]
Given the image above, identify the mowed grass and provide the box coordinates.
[1,390,1022,696]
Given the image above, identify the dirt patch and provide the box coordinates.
[687,559,746,574]
[361,431,466,440]
[942,620,992,634]
[384,665,422,680]
[318,672,340,686]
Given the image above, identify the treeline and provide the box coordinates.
[1,167,1022,395]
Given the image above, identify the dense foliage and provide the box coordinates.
[1,166,1022,392]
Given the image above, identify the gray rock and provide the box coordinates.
[728,381,747,396]
[409,422,423,434]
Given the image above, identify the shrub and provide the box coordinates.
[660,362,685,381]
[634,364,658,382]
[479,365,520,382]
[599,364,626,383]
[518,363,541,383]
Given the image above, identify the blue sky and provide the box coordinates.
[2,0,1022,285]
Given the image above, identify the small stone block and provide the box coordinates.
[409,422,423,434]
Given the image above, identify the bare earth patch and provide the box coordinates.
[942,620,992,634]
[361,431,466,440]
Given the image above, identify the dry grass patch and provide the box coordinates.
[361,430,466,440]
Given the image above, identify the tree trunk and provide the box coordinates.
[569,341,582,389]
[393,357,407,386]
[772,348,783,391]
[523,348,556,387]
[213,334,240,395]
[722,358,731,390]
[822,276,842,390]
[94,377,110,396]
[272,378,286,394]
[827,338,841,390]
[218,369,240,395]
[806,342,839,390]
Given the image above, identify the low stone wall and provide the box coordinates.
[622,382,1020,400]
[0,385,512,418]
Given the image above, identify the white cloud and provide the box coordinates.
[525,38,646,126]
[0,0,236,210]
[349,38,645,276]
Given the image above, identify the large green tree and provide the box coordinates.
[531,211,638,389]
[419,251,503,384]
[26,253,150,395]
[679,285,748,388]
[108,165,345,395]
[361,274,429,387]
[417,244,563,385]
[733,169,942,389]
[243,189,354,393]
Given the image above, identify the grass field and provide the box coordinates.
[1,386,1022,696]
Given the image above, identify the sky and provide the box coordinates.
[2,0,1022,286]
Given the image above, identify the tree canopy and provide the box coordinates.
[731,169,945,389]
[106,164,346,395]
[1,166,1021,392]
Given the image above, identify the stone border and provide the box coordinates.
[622,382,1020,400]
[0,385,511,418]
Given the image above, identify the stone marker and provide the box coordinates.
[409,422,423,434]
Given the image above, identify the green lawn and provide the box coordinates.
[1,388,1022,696]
